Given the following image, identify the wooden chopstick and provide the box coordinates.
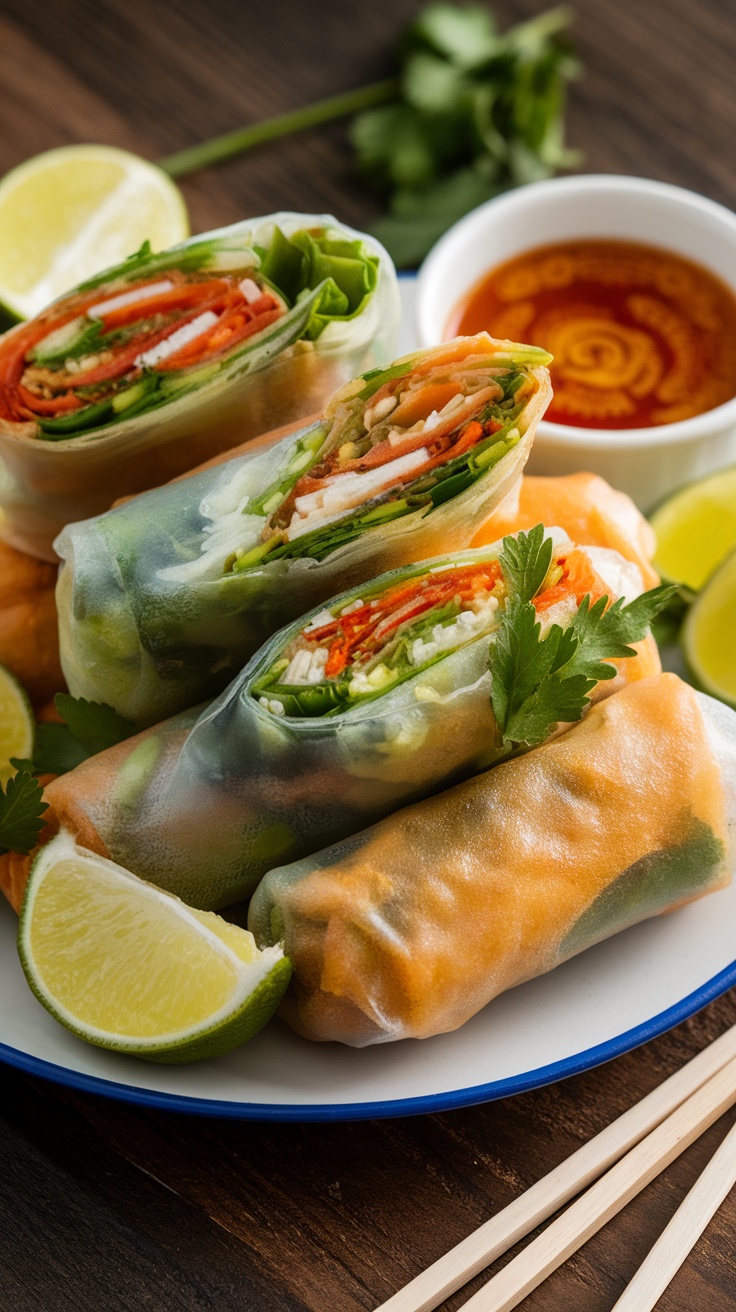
[375,1022,736,1312]
[456,1050,736,1311]
[611,1116,736,1311]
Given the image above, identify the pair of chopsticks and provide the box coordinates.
[376,1022,736,1312]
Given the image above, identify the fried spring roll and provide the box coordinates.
[56,334,552,726]
[248,675,735,1046]
[0,214,398,559]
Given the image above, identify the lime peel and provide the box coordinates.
[0,145,189,321]
[0,664,34,784]
[18,831,291,1063]
[682,547,736,709]
[650,465,736,594]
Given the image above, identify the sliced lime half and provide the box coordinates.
[650,465,736,594]
[0,664,34,783]
[18,832,291,1063]
[0,144,189,321]
[682,547,736,707]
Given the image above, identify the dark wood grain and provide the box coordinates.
[1,1,736,1309]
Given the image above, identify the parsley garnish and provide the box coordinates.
[0,771,48,856]
[490,525,676,751]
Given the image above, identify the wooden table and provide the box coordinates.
[1,1,735,1307]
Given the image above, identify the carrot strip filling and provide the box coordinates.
[0,269,286,425]
[533,549,608,613]
[309,562,504,678]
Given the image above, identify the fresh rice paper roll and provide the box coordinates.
[473,471,660,589]
[1,526,663,914]
[248,674,736,1046]
[0,213,398,559]
[55,334,552,726]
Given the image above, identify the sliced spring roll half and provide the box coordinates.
[5,527,664,914]
[0,213,398,559]
[248,674,736,1046]
[56,334,552,725]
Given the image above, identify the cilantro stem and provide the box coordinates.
[159,78,400,179]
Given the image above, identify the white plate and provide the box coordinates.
[2,275,734,1120]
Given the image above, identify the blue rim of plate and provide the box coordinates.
[2,959,735,1121]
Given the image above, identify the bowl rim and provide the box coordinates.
[416,173,736,449]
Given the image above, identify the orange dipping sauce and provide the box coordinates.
[448,239,736,429]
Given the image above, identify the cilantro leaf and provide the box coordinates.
[54,695,137,757]
[489,527,677,750]
[568,585,677,665]
[352,3,580,266]
[33,722,90,776]
[0,771,48,856]
[490,596,557,735]
[28,696,138,777]
[498,524,553,604]
[503,669,596,747]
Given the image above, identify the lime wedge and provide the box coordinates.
[682,548,736,707]
[0,665,34,783]
[0,144,189,321]
[18,832,291,1063]
[649,465,736,594]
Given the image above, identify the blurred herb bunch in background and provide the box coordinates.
[352,4,580,266]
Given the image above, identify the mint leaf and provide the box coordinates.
[0,771,48,856]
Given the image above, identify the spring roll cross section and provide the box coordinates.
[1,527,660,914]
[56,334,552,726]
[249,674,734,1046]
[0,213,398,559]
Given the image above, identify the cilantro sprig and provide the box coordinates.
[0,696,138,857]
[490,525,676,751]
[31,695,137,776]
[158,4,579,269]
[354,4,580,265]
[0,771,48,857]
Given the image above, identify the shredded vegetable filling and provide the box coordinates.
[0,268,286,432]
[251,546,608,718]
[0,224,382,441]
[229,350,538,575]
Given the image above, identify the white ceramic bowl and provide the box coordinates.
[416,175,736,509]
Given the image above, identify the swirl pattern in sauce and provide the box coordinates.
[448,240,736,429]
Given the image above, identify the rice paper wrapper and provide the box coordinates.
[0,213,399,560]
[56,338,551,726]
[248,674,736,1046]
[12,530,657,914]
[473,471,660,589]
